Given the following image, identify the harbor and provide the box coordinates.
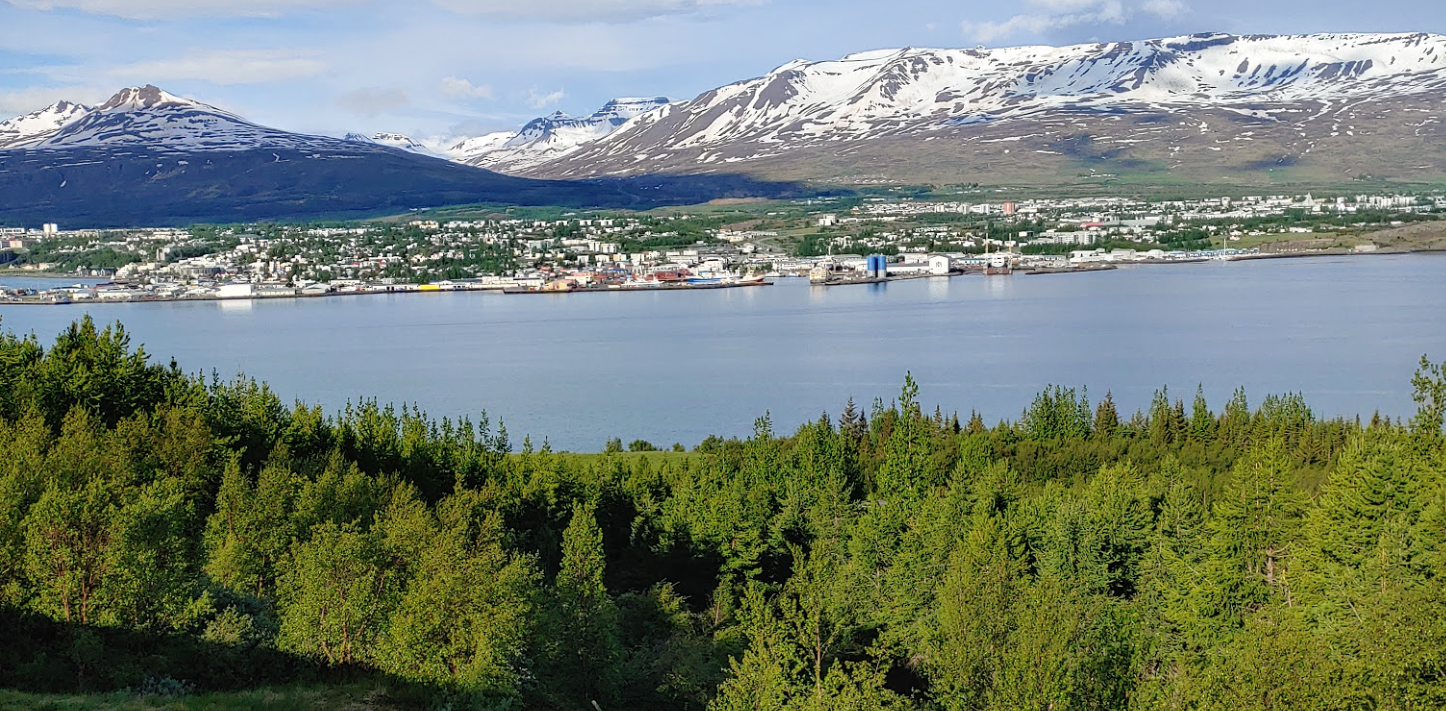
[502,278,771,294]
[0,272,777,305]
[0,241,1405,306]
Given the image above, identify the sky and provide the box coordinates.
[3,0,1445,143]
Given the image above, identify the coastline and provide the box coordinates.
[0,270,107,280]
[3,247,1442,307]
[0,276,775,306]
[502,280,771,295]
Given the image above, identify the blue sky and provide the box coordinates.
[3,0,1444,142]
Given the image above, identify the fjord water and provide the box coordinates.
[3,254,1445,451]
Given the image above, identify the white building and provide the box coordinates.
[217,283,254,299]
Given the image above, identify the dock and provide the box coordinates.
[502,280,772,295]
[810,273,940,287]
[1023,264,1118,276]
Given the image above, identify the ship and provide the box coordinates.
[984,254,1013,276]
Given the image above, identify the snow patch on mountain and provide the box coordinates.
[6,33,1445,183]
[344,131,440,156]
[450,96,672,171]
[0,101,92,149]
[445,131,516,158]
[535,32,1446,175]
[30,85,354,153]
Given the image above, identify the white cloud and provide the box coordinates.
[0,84,109,115]
[439,76,493,100]
[431,0,763,23]
[962,0,1152,44]
[6,0,763,21]
[525,87,566,109]
[380,20,690,75]
[335,87,410,116]
[1141,0,1188,20]
[3,0,362,20]
[106,50,329,85]
[1027,0,1114,11]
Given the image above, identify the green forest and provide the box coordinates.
[2,316,1445,710]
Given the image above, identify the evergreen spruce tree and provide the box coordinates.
[1093,392,1120,438]
[1203,439,1306,622]
[1296,428,1431,624]
[838,398,860,441]
[552,503,622,706]
[1190,386,1216,441]
[876,374,933,498]
[967,410,986,435]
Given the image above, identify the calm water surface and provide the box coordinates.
[3,254,1444,451]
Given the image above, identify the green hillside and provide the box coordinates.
[1,317,1444,710]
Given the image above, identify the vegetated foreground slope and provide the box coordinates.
[2,316,1446,710]
[0,684,410,710]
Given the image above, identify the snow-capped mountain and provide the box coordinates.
[511,32,1446,181]
[344,131,440,156]
[29,85,365,153]
[629,32,1446,140]
[0,100,91,149]
[6,32,1446,225]
[337,97,673,169]
[445,131,516,158]
[0,85,653,227]
[448,97,672,171]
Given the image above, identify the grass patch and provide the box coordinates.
[558,451,699,465]
[0,684,403,711]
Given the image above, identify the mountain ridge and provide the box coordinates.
[5,31,1446,227]
[510,32,1446,182]
[450,96,673,169]
[0,87,798,227]
[0,100,92,149]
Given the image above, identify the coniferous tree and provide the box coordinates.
[1203,439,1307,622]
[838,398,860,441]
[876,374,933,497]
[967,410,986,435]
[1190,386,1217,441]
[1296,429,1427,621]
[925,515,1023,710]
[1220,387,1252,446]
[1093,392,1120,439]
[551,503,622,706]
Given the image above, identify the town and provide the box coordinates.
[2,190,1441,304]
